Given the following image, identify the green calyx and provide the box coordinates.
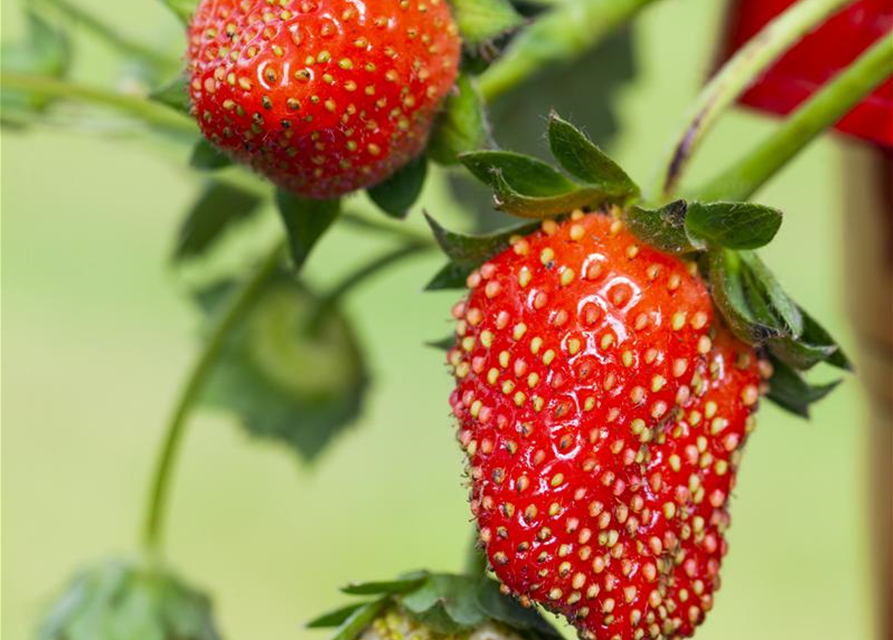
[428,111,849,418]
[308,572,562,640]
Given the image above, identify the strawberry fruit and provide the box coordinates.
[186,0,461,198]
[447,212,765,640]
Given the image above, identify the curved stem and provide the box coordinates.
[36,0,180,70]
[0,72,196,136]
[650,0,853,201]
[307,242,432,333]
[695,31,893,202]
[477,0,658,103]
[141,239,286,557]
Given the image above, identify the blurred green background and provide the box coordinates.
[1,1,877,639]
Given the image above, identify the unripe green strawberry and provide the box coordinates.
[187,0,461,198]
[448,211,764,640]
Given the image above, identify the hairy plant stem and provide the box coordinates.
[141,239,286,558]
[306,242,432,334]
[0,71,195,135]
[478,0,658,102]
[695,32,893,202]
[649,0,853,201]
[36,0,180,71]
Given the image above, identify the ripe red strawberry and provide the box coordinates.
[447,211,764,640]
[186,0,461,198]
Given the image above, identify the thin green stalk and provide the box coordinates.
[0,72,196,135]
[696,32,893,202]
[141,239,286,557]
[478,0,658,102]
[307,242,432,333]
[36,0,180,70]
[650,0,853,201]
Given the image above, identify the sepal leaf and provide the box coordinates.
[309,572,562,640]
[367,155,427,219]
[428,74,490,165]
[623,201,696,255]
[460,151,578,196]
[547,112,639,199]
[173,183,263,262]
[342,574,428,596]
[198,273,369,462]
[274,189,340,271]
[684,201,782,250]
[767,306,852,371]
[450,0,524,47]
[150,74,190,114]
[425,213,538,289]
[190,139,232,170]
[36,558,221,640]
[765,355,841,418]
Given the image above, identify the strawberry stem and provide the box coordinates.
[649,0,853,201]
[34,0,180,71]
[0,72,195,135]
[306,241,432,333]
[141,239,286,558]
[695,32,893,202]
[477,0,658,102]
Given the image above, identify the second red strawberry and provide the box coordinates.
[187,0,461,198]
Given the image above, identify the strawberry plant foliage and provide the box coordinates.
[309,572,562,640]
[173,182,263,262]
[1,9,70,123]
[37,559,220,640]
[196,272,369,462]
[434,112,847,420]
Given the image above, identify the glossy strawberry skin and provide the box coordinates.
[722,0,892,147]
[187,0,460,198]
[448,212,763,640]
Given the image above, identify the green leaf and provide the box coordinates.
[489,171,611,218]
[342,574,428,596]
[460,150,578,196]
[306,603,369,629]
[36,558,221,640]
[150,74,190,114]
[737,251,803,336]
[623,201,696,254]
[708,249,781,343]
[767,306,852,371]
[173,183,263,262]
[425,335,455,351]
[450,0,524,47]
[1,10,70,117]
[190,138,232,171]
[367,156,427,219]
[766,355,841,418]
[547,112,639,199]
[428,73,490,165]
[474,579,562,638]
[424,213,538,289]
[274,189,340,271]
[400,575,484,634]
[684,201,783,250]
[329,599,389,640]
[199,274,369,463]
